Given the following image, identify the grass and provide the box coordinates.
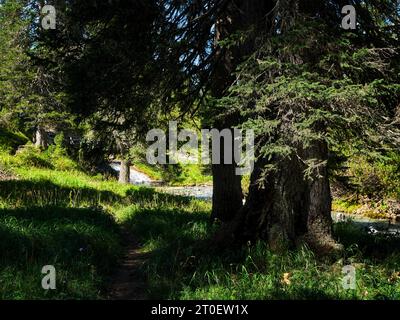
[1,145,399,300]
[119,207,400,299]
[0,150,127,298]
[332,197,392,219]
[332,198,362,214]
[0,146,212,299]
[134,162,164,181]
[169,164,213,186]
[331,152,400,219]
[0,147,164,299]
[135,161,212,186]
[0,126,28,153]
[0,206,121,299]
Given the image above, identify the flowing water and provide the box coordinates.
[111,161,400,236]
[156,185,213,200]
[110,161,213,199]
[332,212,400,236]
[110,161,153,186]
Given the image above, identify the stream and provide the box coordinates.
[110,161,153,186]
[110,161,213,199]
[110,161,400,236]
[332,212,400,236]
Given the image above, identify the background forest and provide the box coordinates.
[1,0,400,300]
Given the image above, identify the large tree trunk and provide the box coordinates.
[211,1,339,253]
[216,140,341,254]
[211,162,243,222]
[210,7,241,221]
[35,126,48,149]
[118,159,130,184]
[210,0,274,221]
[302,139,339,252]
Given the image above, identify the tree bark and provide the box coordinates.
[211,162,243,222]
[210,0,274,221]
[210,6,242,221]
[302,139,339,253]
[35,126,48,149]
[118,159,131,184]
[215,140,341,254]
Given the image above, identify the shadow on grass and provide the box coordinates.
[125,187,195,206]
[0,180,123,207]
[0,179,195,208]
[334,221,400,259]
[0,206,122,299]
[125,208,400,300]
[0,177,203,299]
[121,207,216,298]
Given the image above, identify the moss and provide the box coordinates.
[332,198,362,214]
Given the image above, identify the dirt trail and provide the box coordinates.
[108,228,148,300]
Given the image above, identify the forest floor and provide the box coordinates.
[0,146,400,300]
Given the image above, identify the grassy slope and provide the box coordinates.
[0,127,28,153]
[332,153,400,219]
[0,146,399,300]
[0,146,210,299]
[0,148,125,299]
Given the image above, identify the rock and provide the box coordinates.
[387,199,400,215]
[367,226,379,235]
[0,168,14,181]
[16,145,28,154]
[337,212,346,222]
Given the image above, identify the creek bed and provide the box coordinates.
[110,161,400,237]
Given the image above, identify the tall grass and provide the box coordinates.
[0,147,212,299]
[1,147,399,300]
[118,205,400,300]
[0,206,121,299]
[0,148,138,299]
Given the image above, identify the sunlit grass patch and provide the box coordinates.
[0,147,212,299]
[1,146,399,300]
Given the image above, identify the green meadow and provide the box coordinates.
[0,146,399,300]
